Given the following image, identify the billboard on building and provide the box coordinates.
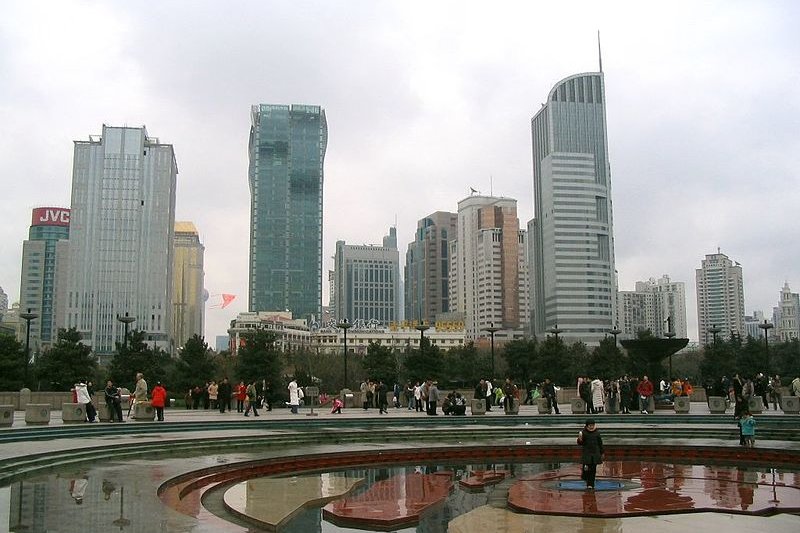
[31,207,70,227]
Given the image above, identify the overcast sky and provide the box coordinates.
[1,1,798,343]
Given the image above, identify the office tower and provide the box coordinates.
[215,335,229,353]
[743,310,765,340]
[776,282,800,341]
[617,275,687,339]
[333,227,401,325]
[65,126,177,355]
[695,252,745,345]
[449,195,529,339]
[530,71,617,345]
[404,212,457,324]
[248,104,327,322]
[173,221,205,348]
[18,208,71,350]
[0,285,7,321]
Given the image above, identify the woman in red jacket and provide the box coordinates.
[236,381,248,413]
[636,376,654,414]
[151,382,167,421]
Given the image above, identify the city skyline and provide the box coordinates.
[1,1,798,343]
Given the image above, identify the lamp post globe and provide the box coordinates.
[609,325,622,345]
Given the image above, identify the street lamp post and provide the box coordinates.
[482,322,501,379]
[609,325,622,346]
[19,308,38,388]
[758,320,774,374]
[547,323,563,341]
[117,312,136,349]
[337,319,352,388]
[708,325,721,347]
[415,321,430,346]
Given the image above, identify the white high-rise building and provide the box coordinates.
[695,252,745,346]
[449,195,529,340]
[333,227,401,326]
[617,275,687,339]
[65,126,177,355]
[776,282,800,342]
[530,72,617,345]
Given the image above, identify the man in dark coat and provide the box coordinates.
[217,377,233,413]
[543,378,560,414]
[577,418,604,489]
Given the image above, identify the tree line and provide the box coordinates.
[0,328,798,394]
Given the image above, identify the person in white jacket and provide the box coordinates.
[590,378,605,414]
[288,378,300,414]
[74,381,97,422]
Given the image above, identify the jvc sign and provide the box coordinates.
[32,207,70,227]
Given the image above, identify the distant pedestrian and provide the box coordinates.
[74,380,97,422]
[151,381,167,421]
[218,378,233,413]
[577,418,604,489]
[288,378,300,414]
[244,381,260,417]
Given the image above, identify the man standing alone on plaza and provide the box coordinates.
[543,378,560,414]
[427,380,439,415]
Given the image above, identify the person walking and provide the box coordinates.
[244,380,260,417]
[151,381,167,421]
[577,418,604,489]
[769,375,783,410]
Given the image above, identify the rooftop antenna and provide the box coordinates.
[597,30,603,73]
[490,175,493,197]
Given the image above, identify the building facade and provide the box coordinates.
[0,285,8,322]
[449,195,529,340]
[617,275,687,339]
[695,252,745,346]
[775,282,800,342]
[172,221,205,348]
[18,207,71,350]
[65,126,177,355]
[529,72,618,345]
[404,211,457,324]
[333,227,401,326]
[248,104,327,323]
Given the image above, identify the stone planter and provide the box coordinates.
[570,398,585,414]
[504,398,519,415]
[132,401,155,421]
[707,396,727,414]
[537,397,551,414]
[781,396,799,414]
[747,397,763,414]
[673,396,691,413]
[470,399,486,415]
[61,403,87,423]
[0,405,13,427]
[25,404,51,425]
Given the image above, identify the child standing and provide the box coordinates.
[740,411,756,448]
[577,418,604,489]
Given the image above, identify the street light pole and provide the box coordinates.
[758,320,774,375]
[482,322,501,379]
[609,325,622,346]
[547,323,563,342]
[337,319,352,388]
[415,321,430,347]
[19,308,38,389]
[117,312,136,349]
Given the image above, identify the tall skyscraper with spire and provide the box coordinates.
[248,104,327,322]
[529,71,617,344]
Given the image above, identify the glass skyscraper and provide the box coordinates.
[248,104,327,322]
[530,72,617,344]
[66,126,177,355]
